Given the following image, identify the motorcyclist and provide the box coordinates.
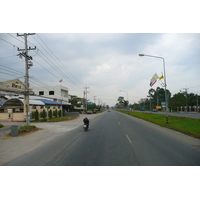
[83,116,89,129]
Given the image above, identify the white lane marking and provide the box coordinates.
[68,137,82,150]
[52,154,64,165]
[118,121,120,125]
[126,135,132,143]
[52,137,82,165]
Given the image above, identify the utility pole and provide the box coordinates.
[93,95,96,105]
[83,85,89,112]
[183,87,189,113]
[17,33,36,126]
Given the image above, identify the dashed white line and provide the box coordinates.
[52,137,82,165]
[68,137,82,150]
[126,135,132,143]
[52,154,64,165]
[118,121,120,125]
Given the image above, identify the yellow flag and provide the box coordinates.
[159,75,164,80]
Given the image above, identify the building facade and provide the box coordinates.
[30,85,72,111]
[0,79,72,121]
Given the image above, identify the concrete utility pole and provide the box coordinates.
[183,87,189,113]
[93,95,96,105]
[17,33,36,126]
[83,86,89,112]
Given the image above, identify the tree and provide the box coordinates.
[53,109,58,117]
[147,87,171,109]
[48,110,52,119]
[43,109,46,119]
[87,103,97,111]
[117,96,129,108]
[169,92,200,111]
[58,109,62,117]
[34,110,39,121]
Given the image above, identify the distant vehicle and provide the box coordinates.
[93,109,98,114]
[108,109,111,112]
[139,106,145,111]
[152,109,158,112]
[87,110,93,114]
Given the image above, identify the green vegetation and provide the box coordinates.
[116,87,200,113]
[53,109,58,117]
[0,124,3,128]
[58,109,62,117]
[48,109,53,119]
[19,125,37,133]
[96,110,104,114]
[118,110,200,139]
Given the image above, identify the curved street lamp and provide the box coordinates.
[139,54,168,124]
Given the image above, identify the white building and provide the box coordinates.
[30,85,72,111]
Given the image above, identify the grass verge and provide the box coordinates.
[3,125,42,139]
[118,110,200,139]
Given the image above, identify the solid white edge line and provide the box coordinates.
[126,135,132,143]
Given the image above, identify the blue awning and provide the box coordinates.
[33,99,61,105]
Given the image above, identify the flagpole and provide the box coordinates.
[139,54,168,124]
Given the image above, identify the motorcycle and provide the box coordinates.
[83,123,89,131]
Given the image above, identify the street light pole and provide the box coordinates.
[139,54,168,124]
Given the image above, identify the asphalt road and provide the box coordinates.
[3,110,200,166]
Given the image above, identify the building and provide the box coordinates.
[0,98,62,121]
[0,79,26,95]
[30,85,72,111]
[0,79,72,121]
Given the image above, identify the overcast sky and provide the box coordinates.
[1,1,200,107]
[1,1,200,197]
[0,33,200,106]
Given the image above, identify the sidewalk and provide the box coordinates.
[0,114,100,165]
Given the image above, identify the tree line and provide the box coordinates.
[116,87,200,112]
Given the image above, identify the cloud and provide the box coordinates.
[1,33,200,106]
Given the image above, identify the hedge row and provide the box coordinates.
[31,109,62,121]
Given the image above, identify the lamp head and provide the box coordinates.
[139,54,145,57]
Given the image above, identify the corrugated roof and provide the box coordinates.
[33,99,61,105]
[19,99,45,105]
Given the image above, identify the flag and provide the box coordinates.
[59,79,63,83]
[159,75,164,80]
[150,73,159,87]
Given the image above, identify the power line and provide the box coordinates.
[34,35,82,87]
[26,34,86,94]
[7,33,25,45]
[1,33,85,97]
[36,34,84,87]
[0,37,19,48]
[27,36,83,91]
[0,55,16,60]
[33,58,82,92]
[0,64,69,99]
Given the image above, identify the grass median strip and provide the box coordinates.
[118,110,200,139]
